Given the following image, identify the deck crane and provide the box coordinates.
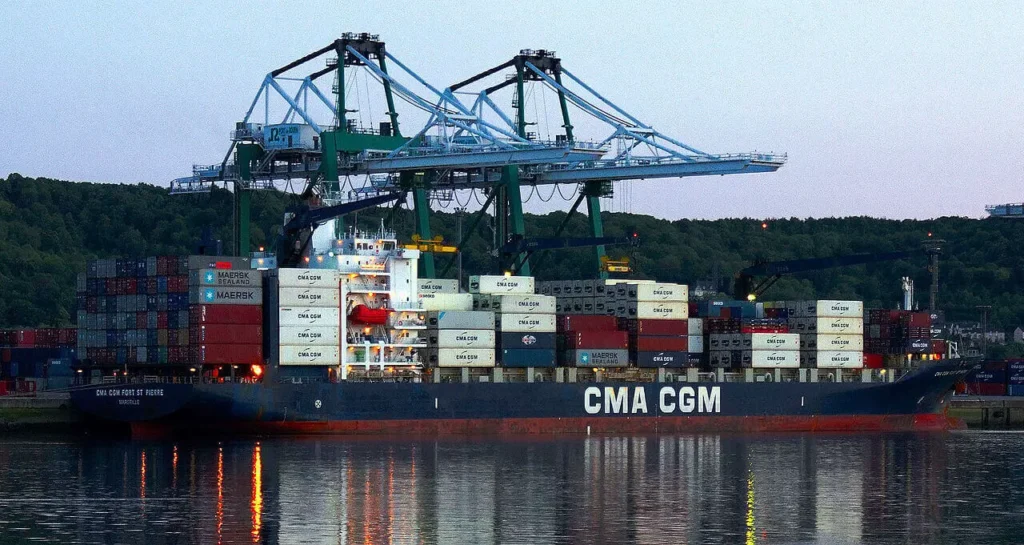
[170,34,786,276]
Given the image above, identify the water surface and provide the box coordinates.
[0,432,1022,544]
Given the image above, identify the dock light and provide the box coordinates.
[304,257,310,263]
[761,222,768,230]
[251,364,263,377]
[189,367,197,373]
[259,246,264,252]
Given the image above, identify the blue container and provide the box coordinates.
[1009,360,1024,385]
[167,311,179,329]
[635,351,689,368]
[1008,385,1024,396]
[157,277,168,294]
[499,332,556,350]
[968,360,1007,384]
[500,349,556,368]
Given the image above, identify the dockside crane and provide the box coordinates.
[170,34,786,276]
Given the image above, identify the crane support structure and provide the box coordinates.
[170,34,786,275]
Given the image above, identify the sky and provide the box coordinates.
[1,1,1022,220]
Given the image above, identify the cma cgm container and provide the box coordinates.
[963,361,1007,396]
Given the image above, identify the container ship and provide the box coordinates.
[67,225,977,435]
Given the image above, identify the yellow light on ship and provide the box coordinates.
[304,256,310,263]
[316,255,324,263]
[504,271,512,277]
[364,328,371,334]
[747,294,757,302]
[251,364,264,377]
[259,246,265,252]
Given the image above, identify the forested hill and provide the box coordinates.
[3,174,1024,330]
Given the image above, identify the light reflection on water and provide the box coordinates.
[0,432,1022,544]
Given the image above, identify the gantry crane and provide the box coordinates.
[170,33,786,277]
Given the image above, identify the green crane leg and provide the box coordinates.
[501,166,529,275]
[378,55,401,137]
[236,189,251,257]
[413,188,435,278]
[584,181,607,279]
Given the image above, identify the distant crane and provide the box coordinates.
[170,34,786,277]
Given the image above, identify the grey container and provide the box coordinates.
[565,349,629,367]
[188,287,264,305]
[426,310,495,330]
[189,269,263,287]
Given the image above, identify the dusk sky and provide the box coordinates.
[2,1,1021,220]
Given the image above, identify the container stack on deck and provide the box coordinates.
[471,276,557,368]
[425,311,496,367]
[863,309,942,367]
[616,282,692,368]
[787,300,865,369]
[0,328,77,383]
[270,268,340,367]
[190,268,264,369]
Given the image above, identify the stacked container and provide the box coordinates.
[963,360,1007,396]
[787,300,865,369]
[708,331,800,369]
[557,315,629,367]
[189,268,264,367]
[275,268,341,366]
[1008,360,1024,396]
[471,275,556,368]
[0,329,77,382]
[417,279,472,311]
[424,311,496,367]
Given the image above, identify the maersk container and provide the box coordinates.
[417,279,459,294]
[790,300,863,318]
[801,334,864,351]
[564,349,629,367]
[279,345,340,366]
[487,294,556,315]
[278,287,339,308]
[615,282,688,302]
[800,351,864,369]
[278,307,341,327]
[468,275,535,295]
[500,348,557,367]
[635,351,689,368]
[426,348,496,367]
[427,311,495,330]
[189,269,262,287]
[279,326,340,346]
[418,293,474,311]
[619,301,689,320]
[426,329,496,349]
[277,268,340,289]
[496,313,557,333]
[790,317,864,335]
[189,287,263,306]
[499,332,556,350]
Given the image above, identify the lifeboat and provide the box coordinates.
[349,304,390,325]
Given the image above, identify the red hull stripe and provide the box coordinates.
[132,413,965,437]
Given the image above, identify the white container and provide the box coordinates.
[802,334,864,351]
[279,326,340,346]
[488,294,556,314]
[469,275,535,294]
[688,335,704,353]
[749,350,800,369]
[279,345,340,366]
[792,317,864,335]
[496,313,557,333]
[620,301,689,320]
[278,287,340,307]
[427,311,495,330]
[802,351,864,369]
[277,268,340,289]
[418,278,459,294]
[427,329,496,349]
[687,318,703,336]
[791,300,863,318]
[746,333,800,351]
[418,293,474,311]
[278,307,340,327]
[616,282,688,302]
[426,348,496,367]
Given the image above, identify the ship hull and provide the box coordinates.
[71,360,974,436]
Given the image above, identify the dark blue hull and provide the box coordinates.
[71,360,975,435]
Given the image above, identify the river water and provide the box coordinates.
[0,432,1021,544]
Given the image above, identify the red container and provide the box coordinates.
[189,304,264,325]
[908,312,931,327]
[634,335,688,352]
[175,276,189,293]
[1,348,10,363]
[931,340,947,355]
[13,329,35,347]
[199,344,263,365]
[189,324,263,345]
[621,319,687,336]
[556,315,619,333]
[157,312,169,329]
[563,330,628,350]
[864,353,884,369]
[146,278,158,294]
[964,383,1006,396]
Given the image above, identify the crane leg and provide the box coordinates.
[413,187,435,278]
[584,181,608,279]
[236,189,251,257]
[501,166,530,275]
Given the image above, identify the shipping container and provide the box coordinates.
[468,275,535,294]
[427,311,495,330]
[688,318,703,336]
[279,345,340,366]
[907,338,931,354]
[801,334,863,351]
[864,353,884,369]
[499,349,557,368]
[426,329,496,349]
[417,278,460,294]
[688,335,704,353]
[618,301,689,320]
[801,351,864,369]
[425,348,496,367]
[748,350,800,369]
[277,268,341,289]
[279,326,341,346]
[186,255,251,271]
[556,315,619,332]
[496,313,557,333]
[278,287,339,307]
[189,269,263,287]
[634,351,690,368]
[789,300,864,318]
[484,294,556,314]
[789,317,864,335]
[189,287,263,306]
[277,307,341,327]
[564,349,629,367]
[620,318,688,336]
[418,293,474,311]
[498,332,556,350]
[562,331,629,350]
[614,282,688,302]
[190,324,263,345]
[964,383,1006,396]
[1008,360,1024,385]
[634,336,689,352]
[199,344,263,365]
[1008,385,1024,396]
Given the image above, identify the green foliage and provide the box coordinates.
[3,174,1024,330]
